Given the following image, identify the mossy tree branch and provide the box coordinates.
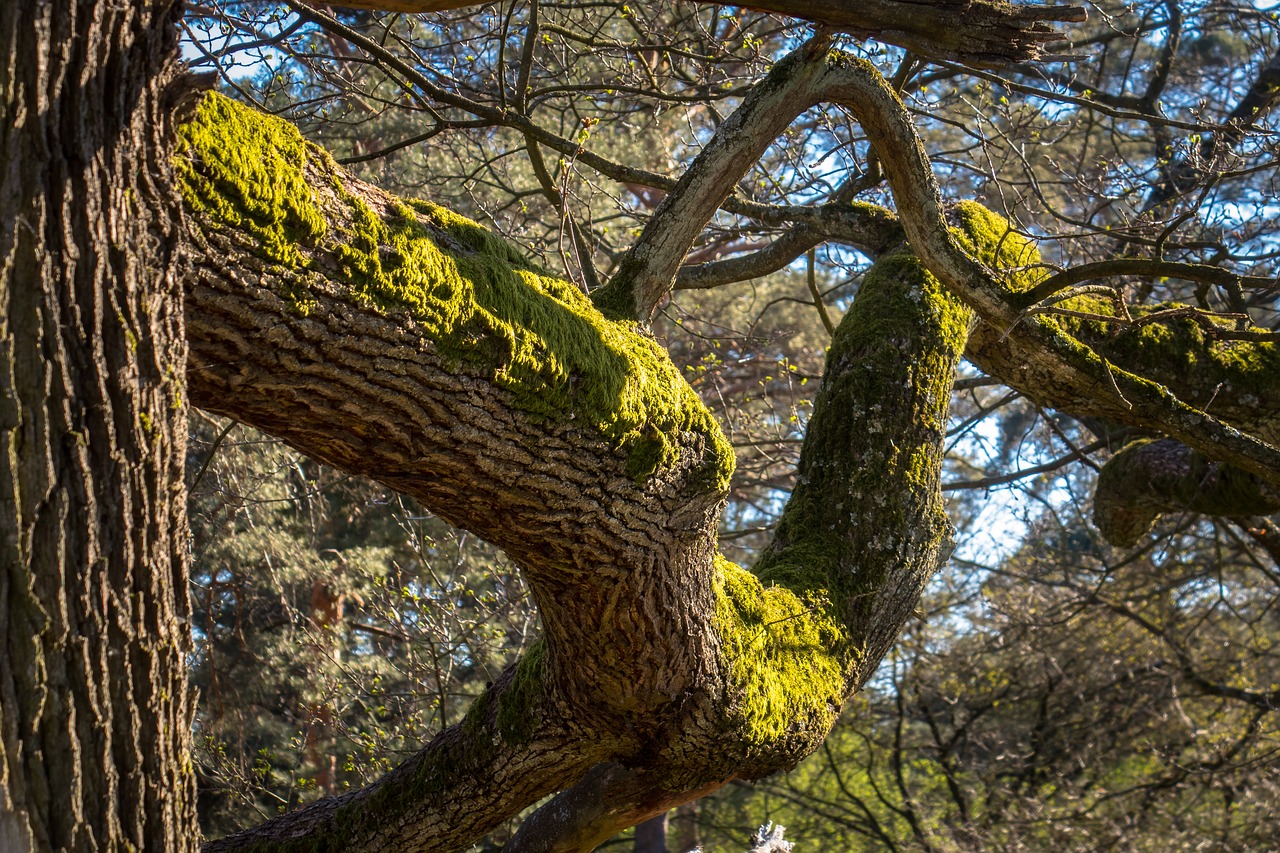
[177,82,997,848]
[180,92,740,728]
[181,92,743,851]
[754,247,971,690]
[596,39,1280,491]
[1093,438,1280,548]
[204,649,620,853]
[177,41,1277,845]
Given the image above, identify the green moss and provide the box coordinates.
[458,699,487,742]
[1047,295,1277,409]
[756,243,968,606]
[948,203,1276,421]
[176,93,734,492]
[497,640,545,743]
[749,209,988,593]
[713,556,849,752]
[949,201,1043,292]
[174,93,327,268]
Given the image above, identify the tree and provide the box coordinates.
[1,3,195,850]
[3,1,1278,851]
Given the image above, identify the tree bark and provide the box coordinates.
[0,2,195,851]
[177,83,972,848]
[1093,438,1280,547]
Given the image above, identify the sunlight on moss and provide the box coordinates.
[176,92,734,492]
[713,556,849,752]
[174,93,327,268]
[950,201,1043,291]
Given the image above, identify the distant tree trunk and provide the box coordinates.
[0,2,195,850]
[670,801,700,853]
[633,813,669,853]
[305,579,346,793]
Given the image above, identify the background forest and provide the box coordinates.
[181,1,1280,849]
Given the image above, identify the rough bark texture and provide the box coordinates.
[3,3,1274,850]
[0,2,195,851]
[174,86,971,850]
[177,94,732,730]
[1093,438,1280,547]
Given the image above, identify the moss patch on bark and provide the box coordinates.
[713,556,848,757]
[176,92,734,492]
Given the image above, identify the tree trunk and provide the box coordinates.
[633,813,669,853]
[670,801,700,853]
[0,2,195,850]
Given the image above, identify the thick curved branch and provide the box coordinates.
[181,90,758,850]
[595,37,842,319]
[205,653,618,852]
[753,244,970,687]
[180,94,731,564]
[179,91,924,849]
[309,0,1085,68]
[180,90,736,739]
[176,87,996,847]
[593,41,1280,488]
[1093,438,1280,547]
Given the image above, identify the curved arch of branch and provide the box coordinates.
[598,37,1280,490]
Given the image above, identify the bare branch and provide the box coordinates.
[1017,258,1279,310]
[307,0,1087,68]
[675,213,901,292]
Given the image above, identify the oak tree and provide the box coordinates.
[3,1,1277,851]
